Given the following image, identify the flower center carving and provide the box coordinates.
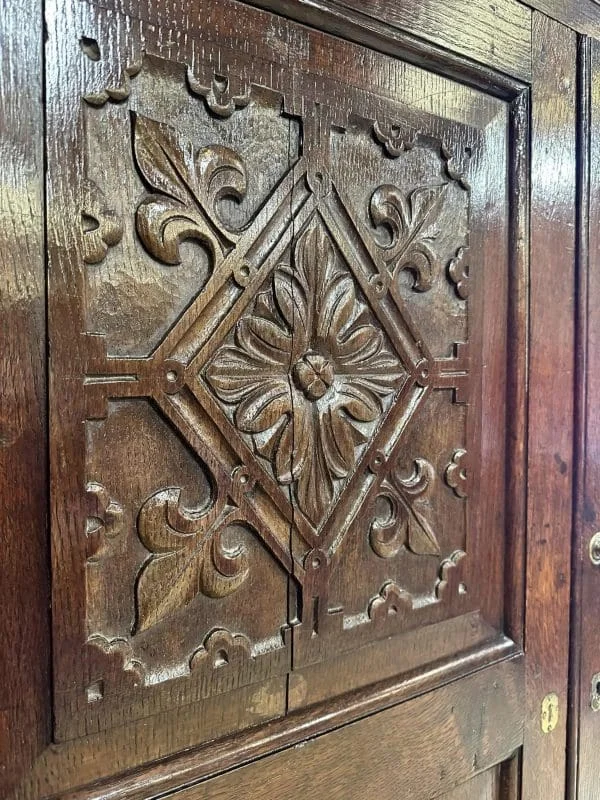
[292,352,334,400]
[205,216,406,528]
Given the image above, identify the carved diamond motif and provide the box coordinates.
[204,216,407,527]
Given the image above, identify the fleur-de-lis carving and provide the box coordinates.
[369,184,446,292]
[447,246,470,299]
[372,120,418,158]
[369,458,440,558]
[133,113,247,265]
[445,449,469,498]
[134,488,250,633]
[188,69,251,118]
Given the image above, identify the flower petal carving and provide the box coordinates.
[133,114,247,265]
[135,488,250,633]
[369,184,446,292]
[370,458,440,558]
[205,217,405,528]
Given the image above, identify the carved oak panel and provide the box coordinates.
[48,0,511,745]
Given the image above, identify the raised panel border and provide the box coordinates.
[7,0,577,797]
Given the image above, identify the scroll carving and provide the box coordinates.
[133,113,247,265]
[84,59,142,107]
[369,184,446,291]
[205,218,405,527]
[368,582,413,624]
[135,488,250,633]
[436,550,467,599]
[370,458,439,558]
[441,143,471,190]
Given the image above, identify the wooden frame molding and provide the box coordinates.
[522,13,577,800]
[521,1,600,38]
[58,651,523,800]
[0,0,580,798]
[0,0,50,791]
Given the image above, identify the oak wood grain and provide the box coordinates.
[522,13,576,800]
[0,0,50,793]
[569,34,600,800]
[520,0,600,37]
[165,657,523,800]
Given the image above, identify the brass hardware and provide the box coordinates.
[541,693,559,733]
[591,673,600,712]
[589,532,600,565]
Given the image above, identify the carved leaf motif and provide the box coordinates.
[370,458,440,557]
[135,489,249,633]
[369,184,446,291]
[133,114,247,265]
[206,217,405,528]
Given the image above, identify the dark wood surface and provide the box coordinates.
[0,0,50,792]
[522,0,600,37]
[244,0,532,83]
[0,0,589,798]
[570,33,600,800]
[165,657,523,800]
[522,13,576,800]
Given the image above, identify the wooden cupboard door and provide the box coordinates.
[42,0,528,791]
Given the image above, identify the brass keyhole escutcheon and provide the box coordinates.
[589,532,600,565]
[541,693,559,734]
[591,673,600,713]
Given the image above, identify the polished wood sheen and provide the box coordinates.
[0,0,50,791]
[0,0,588,798]
[523,15,576,800]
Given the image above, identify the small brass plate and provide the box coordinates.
[541,693,559,734]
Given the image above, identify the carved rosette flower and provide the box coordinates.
[206,218,406,527]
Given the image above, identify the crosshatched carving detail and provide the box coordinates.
[205,217,406,527]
